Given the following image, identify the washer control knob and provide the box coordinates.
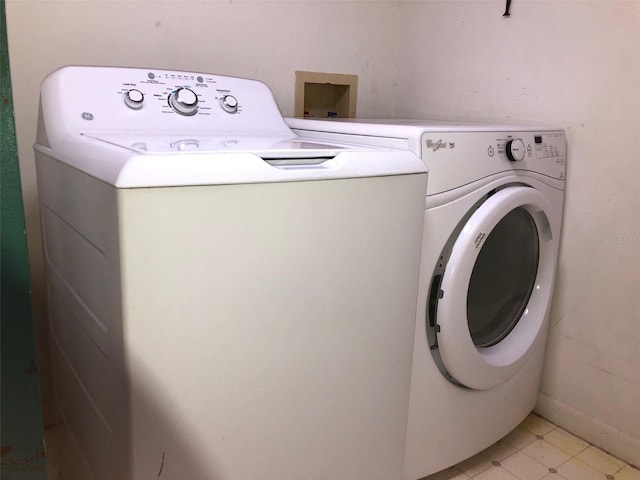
[168,87,199,116]
[505,138,526,162]
[220,95,238,114]
[123,89,144,109]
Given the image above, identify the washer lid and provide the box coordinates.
[83,133,347,158]
[36,133,427,188]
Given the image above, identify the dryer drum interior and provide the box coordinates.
[466,207,540,348]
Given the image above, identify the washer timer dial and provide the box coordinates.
[168,87,199,116]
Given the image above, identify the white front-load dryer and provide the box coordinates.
[287,118,566,479]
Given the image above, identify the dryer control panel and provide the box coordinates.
[420,130,566,195]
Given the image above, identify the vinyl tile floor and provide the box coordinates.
[45,412,640,480]
[422,413,640,480]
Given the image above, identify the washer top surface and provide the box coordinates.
[84,133,347,157]
[35,67,426,188]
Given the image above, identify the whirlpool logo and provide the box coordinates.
[426,139,455,152]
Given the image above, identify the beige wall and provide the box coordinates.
[392,0,640,465]
[7,0,640,467]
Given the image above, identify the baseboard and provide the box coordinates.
[536,392,640,468]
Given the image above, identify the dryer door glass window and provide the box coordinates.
[466,207,539,347]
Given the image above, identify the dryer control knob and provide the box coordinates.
[123,89,144,109]
[168,87,199,116]
[505,138,526,162]
[220,95,238,114]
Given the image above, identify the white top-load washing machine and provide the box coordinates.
[287,117,566,478]
[34,67,428,480]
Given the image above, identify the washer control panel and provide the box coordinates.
[117,71,242,116]
[39,66,291,144]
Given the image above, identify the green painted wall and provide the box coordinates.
[1,0,47,477]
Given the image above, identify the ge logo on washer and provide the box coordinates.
[81,112,94,120]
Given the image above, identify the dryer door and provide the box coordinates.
[432,186,556,390]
